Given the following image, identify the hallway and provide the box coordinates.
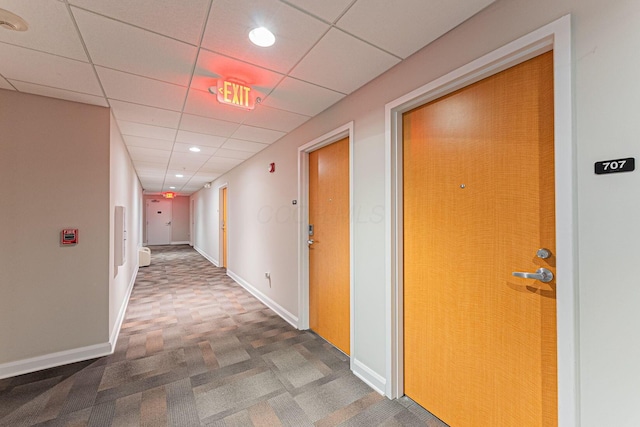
[0,246,442,426]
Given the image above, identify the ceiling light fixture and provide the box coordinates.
[249,27,275,47]
[0,8,28,31]
[176,174,184,178]
[189,147,201,152]
[169,186,176,189]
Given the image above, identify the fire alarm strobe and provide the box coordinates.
[61,229,78,245]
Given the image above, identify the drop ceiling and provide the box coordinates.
[0,0,493,195]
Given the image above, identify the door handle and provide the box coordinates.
[307,239,314,245]
[512,268,554,283]
[166,221,171,226]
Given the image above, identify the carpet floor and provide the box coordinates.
[0,245,446,426]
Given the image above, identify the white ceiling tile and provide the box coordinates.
[0,1,88,61]
[261,77,345,116]
[167,169,196,178]
[242,105,309,132]
[97,67,187,111]
[183,88,250,123]
[69,0,210,45]
[231,125,285,144]
[168,151,210,165]
[73,8,198,86]
[109,100,181,128]
[180,114,240,137]
[0,76,14,90]
[172,143,219,155]
[192,172,221,181]
[337,0,495,59]
[221,139,268,153]
[201,0,329,74]
[0,43,102,95]
[118,121,177,141]
[176,130,227,148]
[290,28,400,94]
[123,135,174,151]
[201,157,244,172]
[285,0,354,23]
[10,81,108,106]
[192,49,284,94]
[213,148,254,160]
[127,146,172,162]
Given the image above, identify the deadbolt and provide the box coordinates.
[536,248,551,259]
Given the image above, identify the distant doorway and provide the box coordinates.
[146,198,172,245]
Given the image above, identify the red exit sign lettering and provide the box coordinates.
[216,80,255,110]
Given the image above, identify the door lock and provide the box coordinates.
[536,248,552,259]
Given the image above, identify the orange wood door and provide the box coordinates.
[403,52,557,427]
[222,187,228,268]
[309,137,350,354]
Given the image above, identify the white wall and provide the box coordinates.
[0,90,110,368]
[109,113,143,343]
[191,0,640,425]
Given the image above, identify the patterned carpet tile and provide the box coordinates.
[0,245,445,426]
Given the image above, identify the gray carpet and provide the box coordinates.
[0,245,446,426]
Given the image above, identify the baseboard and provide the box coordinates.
[109,264,138,349]
[171,241,190,245]
[352,357,386,395]
[0,342,112,380]
[194,245,219,267]
[226,269,299,328]
[0,263,140,380]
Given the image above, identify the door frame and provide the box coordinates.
[297,122,355,360]
[384,15,577,426]
[218,183,228,268]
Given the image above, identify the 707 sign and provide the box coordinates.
[594,157,635,175]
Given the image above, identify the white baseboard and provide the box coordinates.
[109,265,138,349]
[0,342,112,380]
[226,269,299,328]
[171,241,190,245]
[194,245,219,267]
[352,358,386,395]
[0,264,140,380]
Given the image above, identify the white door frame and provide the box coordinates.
[297,122,355,360]
[384,15,578,426]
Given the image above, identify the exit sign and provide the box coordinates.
[216,80,255,110]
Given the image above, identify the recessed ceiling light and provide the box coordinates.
[249,27,275,47]
[0,8,29,31]
[176,174,184,178]
[169,186,176,189]
[189,147,201,152]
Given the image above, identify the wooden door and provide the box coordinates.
[309,138,350,355]
[222,187,228,268]
[403,52,557,426]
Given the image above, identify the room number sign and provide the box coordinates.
[594,157,635,175]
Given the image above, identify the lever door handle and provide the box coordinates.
[307,239,314,245]
[512,268,554,283]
